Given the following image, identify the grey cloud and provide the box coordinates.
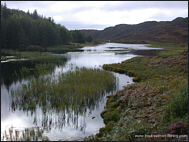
[2,1,53,13]
[59,21,110,30]
[102,1,188,12]
[69,6,94,14]
[2,1,44,8]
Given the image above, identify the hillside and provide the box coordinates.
[81,17,188,44]
[1,3,92,50]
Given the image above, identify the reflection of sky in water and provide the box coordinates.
[64,53,137,68]
[81,42,162,51]
[1,81,112,140]
[43,95,108,140]
[2,43,159,140]
[1,82,38,130]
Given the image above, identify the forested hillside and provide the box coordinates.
[1,3,93,50]
[2,3,187,50]
[81,17,188,44]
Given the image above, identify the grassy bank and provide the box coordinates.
[1,49,64,62]
[45,42,101,53]
[45,44,82,53]
[1,42,100,61]
[147,42,188,50]
[85,48,188,141]
[103,50,187,82]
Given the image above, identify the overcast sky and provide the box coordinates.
[1,1,188,30]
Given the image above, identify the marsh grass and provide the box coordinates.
[90,52,188,141]
[7,60,67,92]
[103,53,188,82]
[157,50,184,56]
[1,49,63,62]
[147,43,188,50]
[46,44,83,53]
[11,66,118,116]
[18,51,63,61]
[45,42,101,53]
[16,62,58,78]
[1,126,49,141]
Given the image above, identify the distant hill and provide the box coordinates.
[80,17,188,44]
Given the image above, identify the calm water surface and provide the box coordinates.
[1,43,162,140]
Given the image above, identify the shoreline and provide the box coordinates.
[84,49,188,141]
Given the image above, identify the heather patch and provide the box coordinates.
[85,52,188,141]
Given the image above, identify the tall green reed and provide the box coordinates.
[1,126,49,141]
[11,66,118,117]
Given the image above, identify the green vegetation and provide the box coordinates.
[45,43,92,54]
[1,127,49,141]
[70,30,92,43]
[1,3,188,141]
[1,50,67,95]
[14,61,64,79]
[147,42,188,50]
[1,41,101,61]
[11,66,118,116]
[164,82,188,123]
[157,50,184,56]
[84,48,188,141]
[103,51,188,82]
[1,49,63,61]
[1,3,93,51]
[24,45,44,52]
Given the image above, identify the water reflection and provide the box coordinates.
[81,42,162,52]
[1,58,67,92]
[1,43,162,140]
[9,64,118,140]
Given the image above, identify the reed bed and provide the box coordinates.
[8,58,67,87]
[1,127,49,141]
[1,49,64,62]
[11,66,118,116]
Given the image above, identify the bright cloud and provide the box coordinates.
[1,1,188,30]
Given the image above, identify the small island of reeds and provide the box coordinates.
[11,66,118,115]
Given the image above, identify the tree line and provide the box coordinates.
[1,3,93,50]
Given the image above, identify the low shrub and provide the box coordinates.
[167,121,188,135]
[101,108,119,124]
[25,45,44,52]
[164,82,188,122]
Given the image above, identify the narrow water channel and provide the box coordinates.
[1,43,162,140]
